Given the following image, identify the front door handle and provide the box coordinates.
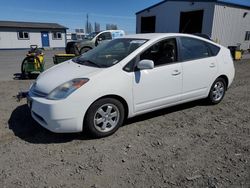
[172,70,181,76]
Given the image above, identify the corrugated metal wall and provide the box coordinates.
[212,4,250,49]
[136,1,215,37]
[136,1,250,50]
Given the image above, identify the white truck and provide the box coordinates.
[66,30,125,55]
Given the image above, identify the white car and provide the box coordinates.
[28,33,235,137]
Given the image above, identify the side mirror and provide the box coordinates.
[95,37,103,46]
[137,59,154,70]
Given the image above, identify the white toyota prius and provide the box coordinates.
[27,33,235,137]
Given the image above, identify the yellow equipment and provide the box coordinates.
[21,45,45,78]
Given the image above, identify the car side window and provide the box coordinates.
[98,32,112,40]
[180,37,210,61]
[123,57,137,72]
[140,38,177,67]
[207,43,220,56]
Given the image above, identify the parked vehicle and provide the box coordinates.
[65,30,125,55]
[27,33,235,138]
[21,45,45,78]
[193,33,211,40]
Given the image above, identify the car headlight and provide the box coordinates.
[47,78,89,100]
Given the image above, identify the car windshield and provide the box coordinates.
[85,32,99,40]
[73,38,148,68]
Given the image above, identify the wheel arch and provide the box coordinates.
[217,75,229,89]
[80,46,92,50]
[207,75,229,99]
[83,94,129,126]
[79,46,93,54]
[81,46,93,49]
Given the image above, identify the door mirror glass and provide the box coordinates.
[137,59,154,70]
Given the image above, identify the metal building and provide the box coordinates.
[0,21,68,49]
[136,0,250,50]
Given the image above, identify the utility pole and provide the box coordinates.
[86,14,89,34]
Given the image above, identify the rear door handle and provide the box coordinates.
[172,70,181,76]
[209,63,216,68]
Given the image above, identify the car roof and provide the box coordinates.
[125,33,208,39]
[124,33,176,40]
[99,30,125,33]
[124,33,221,47]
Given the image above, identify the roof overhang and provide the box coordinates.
[0,21,68,30]
[136,0,250,15]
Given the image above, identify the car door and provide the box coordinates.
[132,38,182,113]
[179,37,218,100]
[96,32,112,46]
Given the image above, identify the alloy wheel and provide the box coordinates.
[212,81,225,102]
[93,103,120,133]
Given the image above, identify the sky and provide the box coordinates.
[0,0,163,34]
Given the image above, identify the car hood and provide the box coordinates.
[79,39,92,45]
[34,61,102,94]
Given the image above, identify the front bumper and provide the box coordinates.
[28,93,85,133]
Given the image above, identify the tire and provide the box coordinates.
[21,56,41,79]
[207,78,226,104]
[84,98,125,138]
[65,42,75,54]
[80,47,91,55]
[66,43,80,55]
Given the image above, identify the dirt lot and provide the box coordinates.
[0,51,249,187]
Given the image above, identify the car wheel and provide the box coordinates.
[21,56,39,79]
[207,78,226,104]
[80,47,91,55]
[84,98,125,138]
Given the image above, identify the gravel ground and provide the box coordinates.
[0,52,249,187]
[0,49,64,81]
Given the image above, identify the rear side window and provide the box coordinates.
[207,43,220,56]
[180,37,210,61]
